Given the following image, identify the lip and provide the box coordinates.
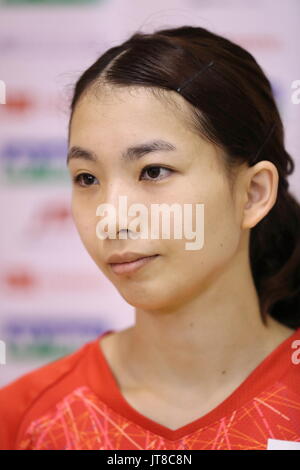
[108,254,160,275]
[107,251,158,264]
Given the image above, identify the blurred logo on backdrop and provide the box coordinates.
[0,139,69,183]
[1,317,108,361]
[0,89,66,114]
[1,265,109,292]
[2,0,102,4]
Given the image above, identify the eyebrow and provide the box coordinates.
[67,139,177,165]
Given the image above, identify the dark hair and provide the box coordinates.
[68,25,300,329]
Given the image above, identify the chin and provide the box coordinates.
[119,287,181,312]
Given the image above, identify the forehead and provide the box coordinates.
[68,85,226,176]
[69,85,197,143]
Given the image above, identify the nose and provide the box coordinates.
[95,181,141,240]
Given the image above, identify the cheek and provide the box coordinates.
[164,194,241,285]
[186,198,241,280]
[206,193,240,250]
[71,199,98,251]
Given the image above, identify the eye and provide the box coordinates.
[140,165,174,182]
[72,172,98,187]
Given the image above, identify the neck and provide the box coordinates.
[116,250,294,397]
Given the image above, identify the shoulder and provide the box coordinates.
[284,329,300,389]
[273,326,300,399]
[0,340,92,450]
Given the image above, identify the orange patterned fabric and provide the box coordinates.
[1,328,300,450]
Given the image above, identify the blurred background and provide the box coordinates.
[0,0,299,387]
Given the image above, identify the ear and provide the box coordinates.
[241,161,279,230]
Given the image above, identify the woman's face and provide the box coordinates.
[68,86,244,311]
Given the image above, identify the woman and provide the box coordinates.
[1,25,300,450]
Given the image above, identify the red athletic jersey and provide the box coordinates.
[0,328,300,450]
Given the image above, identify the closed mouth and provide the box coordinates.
[109,254,160,274]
